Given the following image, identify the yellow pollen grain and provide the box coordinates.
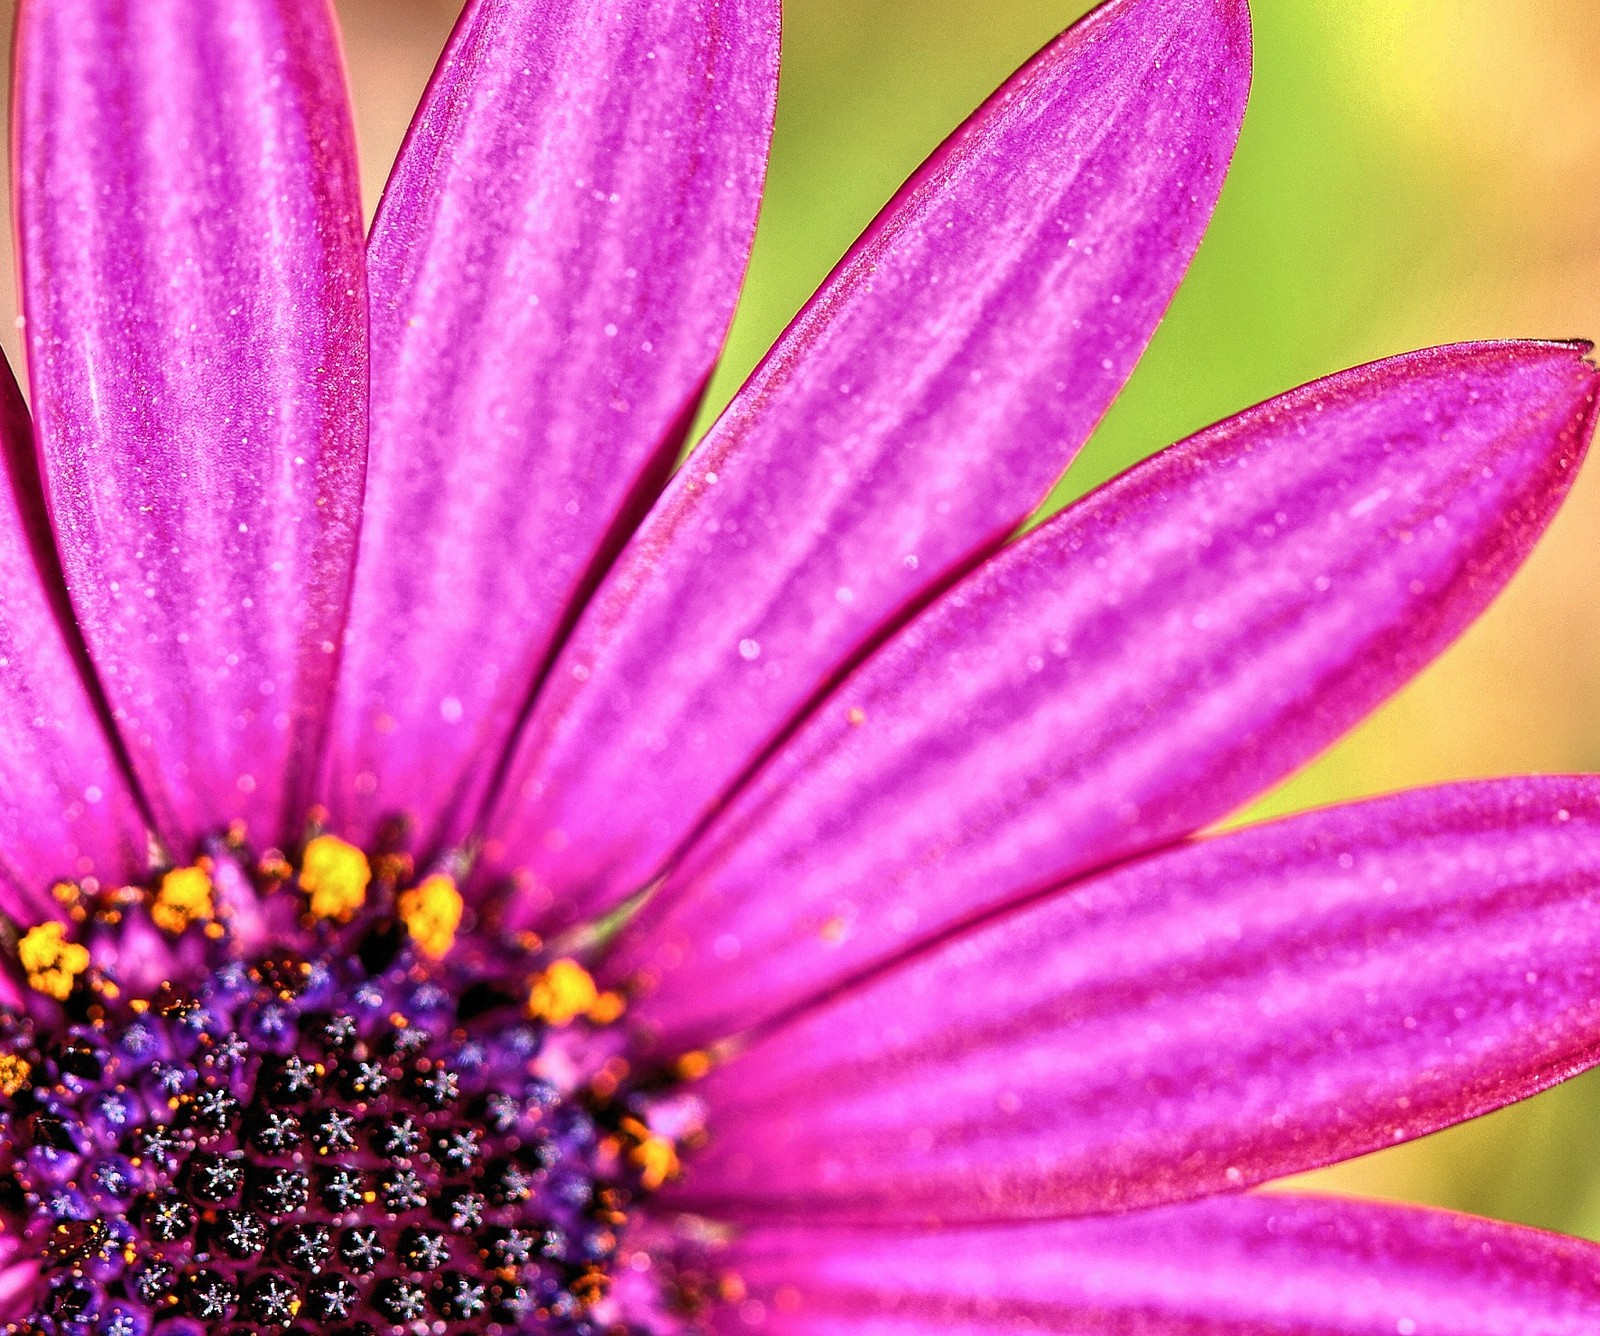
[150,865,214,935]
[674,1050,714,1081]
[0,1054,31,1096]
[529,958,596,1025]
[397,874,464,960]
[847,706,866,726]
[299,834,371,923]
[17,922,90,1000]
[630,1133,680,1190]
[528,957,622,1026]
[588,989,626,1024]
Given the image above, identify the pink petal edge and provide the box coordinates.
[678,777,1600,1222]
[718,1194,1600,1336]
[0,354,146,920]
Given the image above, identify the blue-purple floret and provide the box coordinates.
[0,951,639,1335]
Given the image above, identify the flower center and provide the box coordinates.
[0,841,689,1335]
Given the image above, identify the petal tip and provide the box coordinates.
[1505,336,1600,424]
[1391,337,1600,401]
[1121,0,1252,48]
[1411,338,1600,470]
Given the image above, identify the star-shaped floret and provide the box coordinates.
[183,1270,237,1321]
[216,1209,268,1258]
[266,1054,318,1102]
[370,1112,423,1158]
[489,1160,534,1205]
[376,1277,428,1322]
[444,1188,485,1231]
[306,1273,358,1321]
[143,1192,195,1242]
[186,1085,241,1133]
[401,1226,451,1270]
[131,1124,180,1168]
[94,1093,130,1127]
[339,1226,386,1273]
[412,1065,459,1107]
[342,1058,388,1097]
[318,1013,358,1050]
[433,1126,480,1174]
[188,1150,246,1202]
[320,1165,366,1212]
[90,1159,131,1197]
[252,1166,310,1217]
[280,1221,333,1273]
[244,1273,300,1327]
[250,1109,302,1154]
[131,1261,175,1305]
[434,1272,487,1320]
[306,1106,357,1152]
[209,1034,251,1071]
[485,1227,535,1269]
[381,1166,427,1212]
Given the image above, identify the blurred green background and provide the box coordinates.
[4,0,1596,1241]
[333,0,1600,1243]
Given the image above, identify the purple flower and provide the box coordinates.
[0,0,1599,1332]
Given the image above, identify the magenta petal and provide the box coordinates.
[614,341,1600,1050]
[0,361,145,918]
[721,1195,1600,1336]
[486,0,1252,920]
[0,1258,38,1323]
[325,0,779,849]
[15,0,367,851]
[679,778,1600,1221]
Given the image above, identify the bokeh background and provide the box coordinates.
[6,0,1600,1238]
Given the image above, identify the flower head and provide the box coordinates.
[1,0,1599,1334]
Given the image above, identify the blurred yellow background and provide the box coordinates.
[9,0,1600,1239]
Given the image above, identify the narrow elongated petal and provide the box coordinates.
[487,0,1252,919]
[681,778,1600,1221]
[15,0,367,851]
[722,1196,1600,1336]
[0,362,146,918]
[326,0,779,849]
[614,342,1599,1050]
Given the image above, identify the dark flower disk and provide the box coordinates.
[0,843,694,1336]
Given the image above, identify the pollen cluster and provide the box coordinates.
[0,842,693,1336]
